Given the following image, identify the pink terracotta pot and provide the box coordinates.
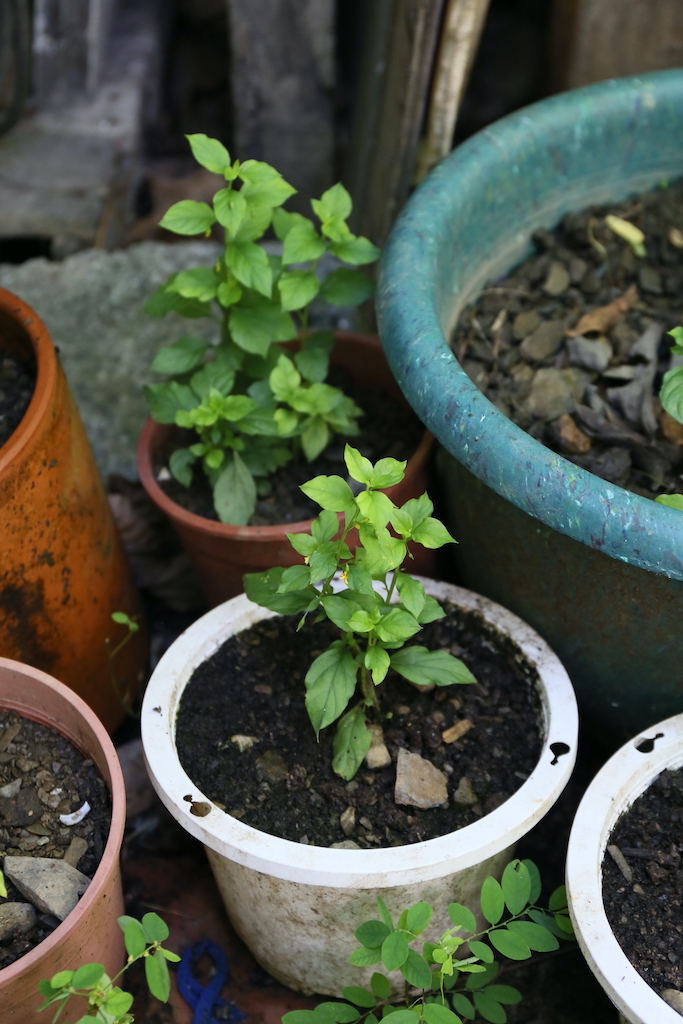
[0,658,126,1023]
[137,331,434,607]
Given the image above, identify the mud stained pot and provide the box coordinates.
[449,177,683,506]
[0,350,34,448]
[156,374,424,526]
[175,602,543,849]
[603,766,683,995]
[0,710,111,968]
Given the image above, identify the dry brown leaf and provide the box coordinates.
[565,284,638,338]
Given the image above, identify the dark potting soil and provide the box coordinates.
[175,602,543,849]
[0,711,111,969]
[602,766,683,996]
[451,178,683,503]
[156,374,424,526]
[0,350,35,448]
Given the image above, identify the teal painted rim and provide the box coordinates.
[378,70,683,581]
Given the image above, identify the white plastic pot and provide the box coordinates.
[141,578,577,996]
[566,713,683,1024]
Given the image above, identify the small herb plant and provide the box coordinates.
[144,133,380,526]
[283,859,574,1024]
[657,326,683,511]
[37,912,179,1024]
[244,445,475,781]
[105,611,140,714]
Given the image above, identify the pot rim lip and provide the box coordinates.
[0,657,126,983]
[0,289,56,476]
[141,577,578,888]
[136,330,433,541]
[566,712,683,1024]
[376,69,683,581]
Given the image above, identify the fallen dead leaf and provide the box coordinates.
[566,284,638,338]
[659,410,683,445]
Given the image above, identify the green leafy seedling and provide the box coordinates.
[36,912,179,1023]
[282,860,574,1024]
[145,134,381,526]
[245,444,475,780]
[656,326,683,511]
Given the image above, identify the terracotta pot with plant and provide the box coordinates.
[136,135,432,606]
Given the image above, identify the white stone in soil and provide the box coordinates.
[0,777,21,798]
[661,990,683,1015]
[452,776,478,806]
[4,856,91,921]
[0,902,37,942]
[365,725,391,770]
[394,748,448,809]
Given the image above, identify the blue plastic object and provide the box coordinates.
[177,940,245,1024]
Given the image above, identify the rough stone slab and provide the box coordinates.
[394,748,448,809]
[4,856,91,921]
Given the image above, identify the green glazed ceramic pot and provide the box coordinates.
[378,70,683,745]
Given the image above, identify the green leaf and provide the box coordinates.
[465,962,499,991]
[294,331,334,383]
[245,569,317,613]
[347,563,375,595]
[554,913,574,936]
[151,335,209,375]
[422,1003,462,1024]
[501,860,532,916]
[375,607,421,643]
[309,542,339,582]
[355,920,391,948]
[191,350,236,399]
[521,859,542,904]
[364,644,390,685]
[330,234,381,266]
[506,921,558,952]
[167,267,219,302]
[229,293,296,355]
[320,268,374,306]
[406,902,433,935]
[357,490,396,529]
[660,365,683,424]
[394,574,426,619]
[214,188,248,236]
[123,918,147,958]
[381,1013,421,1024]
[305,641,358,733]
[472,991,506,1024]
[381,931,409,972]
[186,133,231,173]
[277,564,312,593]
[282,221,327,263]
[416,596,446,625]
[668,325,683,354]
[400,948,433,989]
[213,452,256,525]
[402,494,433,530]
[333,704,373,779]
[50,969,74,988]
[447,904,476,933]
[145,381,197,424]
[656,492,683,510]
[104,988,135,1016]
[225,241,272,296]
[548,885,568,912]
[272,208,310,241]
[488,928,531,960]
[145,948,171,1002]
[302,416,330,462]
[142,912,169,943]
[390,647,475,687]
[485,986,521,1006]
[282,1013,322,1024]
[370,973,391,1000]
[450,994,475,1020]
[342,986,376,1008]
[270,353,302,401]
[480,878,505,926]
[411,517,456,549]
[315,1003,361,1024]
[377,897,394,932]
[279,269,321,311]
[468,940,494,963]
[316,182,353,221]
[160,948,181,962]
[239,161,297,206]
[301,474,356,513]
[349,946,382,967]
[71,962,105,988]
[144,282,210,319]
[217,278,243,307]
[159,200,215,235]
[344,445,374,483]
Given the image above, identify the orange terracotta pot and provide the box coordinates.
[0,288,147,732]
[137,332,434,606]
[0,658,126,1023]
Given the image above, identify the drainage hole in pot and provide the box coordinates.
[635,732,664,754]
[549,741,570,765]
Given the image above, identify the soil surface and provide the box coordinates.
[0,711,111,968]
[603,765,683,995]
[176,602,542,849]
[156,373,424,526]
[0,350,34,447]
[451,178,683,503]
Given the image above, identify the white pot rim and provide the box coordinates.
[142,578,577,887]
[566,713,683,1024]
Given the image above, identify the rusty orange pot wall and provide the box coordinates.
[0,289,147,732]
[137,333,434,607]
